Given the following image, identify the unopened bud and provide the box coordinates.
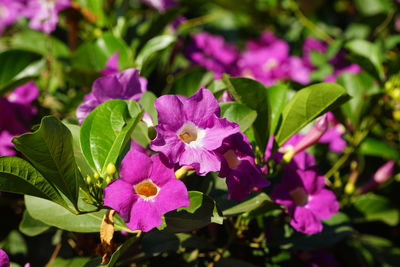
[106,163,116,176]
[358,161,395,194]
[389,88,400,101]
[106,176,112,184]
[393,110,400,121]
[93,172,100,180]
[86,175,92,184]
[175,166,194,179]
[292,115,328,155]
[344,183,355,195]
[282,149,295,164]
[148,126,157,140]
[142,112,154,127]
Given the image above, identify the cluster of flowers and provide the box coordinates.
[185,31,361,86]
[0,0,71,35]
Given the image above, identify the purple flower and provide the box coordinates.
[217,133,269,201]
[318,112,347,153]
[238,32,310,86]
[103,150,189,232]
[141,0,178,12]
[185,33,240,79]
[150,88,240,175]
[100,52,119,76]
[0,249,9,267]
[270,161,339,234]
[0,81,39,156]
[358,160,395,194]
[0,0,22,36]
[302,37,326,69]
[24,0,70,34]
[76,68,147,124]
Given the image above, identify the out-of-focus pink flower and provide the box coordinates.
[0,82,39,156]
[141,0,178,12]
[100,52,119,76]
[0,0,23,36]
[24,0,71,34]
[0,249,10,267]
[238,32,311,86]
[185,32,240,79]
[318,112,347,153]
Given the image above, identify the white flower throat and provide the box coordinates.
[177,121,205,147]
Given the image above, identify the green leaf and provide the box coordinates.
[350,194,399,226]
[345,39,384,81]
[358,137,400,160]
[72,33,131,71]
[135,35,176,75]
[354,0,391,16]
[336,72,380,127]
[76,0,106,27]
[220,102,257,132]
[10,30,70,58]
[49,257,92,267]
[80,100,143,177]
[222,75,270,151]
[105,236,140,267]
[159,191,223,233]
[223,193,270,217]
[139,91,158,124]
[276,82,350,146]
[19,210,50,237]
[0,156,68,208]
[0,230,27,256]
[267,83,287,136]
[0,49,43,93]
[169,67,214,97]
[13,116,81,208]
[281,212,353,250]
[25,195,131,233]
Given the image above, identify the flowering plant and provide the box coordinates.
[0,0,399,266]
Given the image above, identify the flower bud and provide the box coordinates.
[142,112,154,127]
[93,171,100,180]
[86,175,92,185]
[106,163,116,176]
[358,161,395,194]
[106,176,112,184]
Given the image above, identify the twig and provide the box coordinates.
[45,242,62,267]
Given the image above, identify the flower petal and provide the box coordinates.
[154,94,185,131]
[184,88,221,126]
[291,206,323,234]
[179,146,221,175]
[120,150,153,184]
[127,199,163,232]
[103,179,136,222]
[155,179,190,214]
[306,189,339,220]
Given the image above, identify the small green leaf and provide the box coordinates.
[345,39,384,81]
[267,83,287,136]
[222,75,270,152]
[220,102,257,132]
[169,67,214,97]
[25,195,131,233]
[276,82,349,146]
[80,100,143,177]
[13,116,81,208]
[19,210,50,237]
[354,0,391,16]
[160,191,223,233]
[358,137,400,161]
[351,194,399,226]
[223,193,270,217]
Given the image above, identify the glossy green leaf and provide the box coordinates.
[223,193,270,217]
[19,210,50,237]
[345,39,384,81]
[139,91,158,124]
[169,67,214,97]
[131,121,151,148]
[222,75,270,151]
[13,116,81,208]
[275,83,349,146]
[25,195,131,233]
[0,49,43,93]
[358,137,400,160]
[72,33,131,71]
[80,100,143,177]
[136,35,176,75]
[351,194,399,226]
[159,191,223,233]
[267,83,287,136]
[0,156,68,208]
[10,30,70,58]
[220,102,257,132]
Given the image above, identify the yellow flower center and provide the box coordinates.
[134,179,159,200]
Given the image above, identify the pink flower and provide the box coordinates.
[0,249,9,267]
[103,150,189,232]
[270,161,339,234]
[24,0,71,34]
[0,0,23,36]
[150,88,240,175]
[217,133,269,201]
[358,161,396,194]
